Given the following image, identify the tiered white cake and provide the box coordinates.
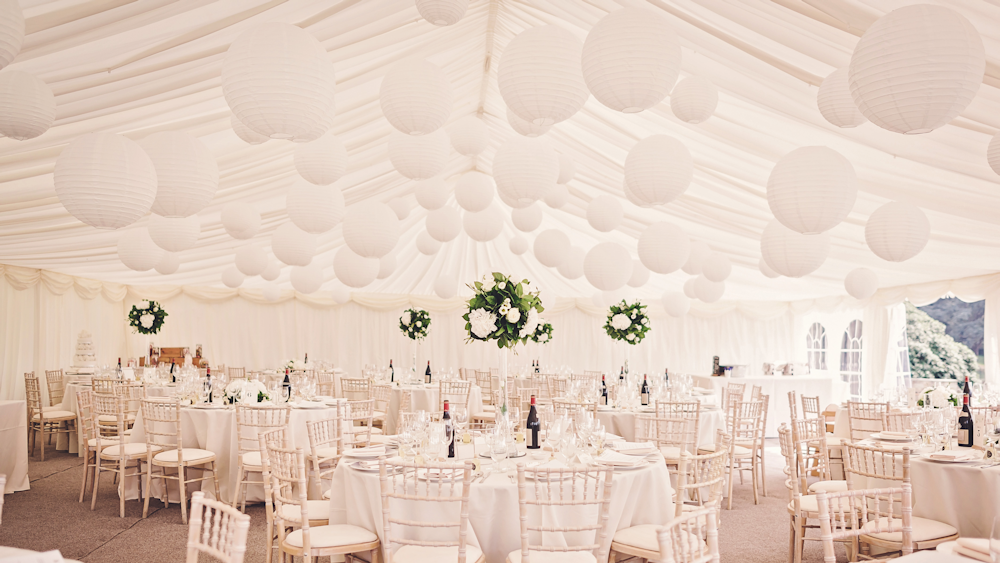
[72,330,97,373]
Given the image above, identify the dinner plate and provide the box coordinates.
[919,452,981,464]
[190,403,223,409]
[870,432,919,442]
[596,406,615,412]
[292,401,328,409]
[595,459,648,471]
[417,468,462,482]
[477,450,526,459]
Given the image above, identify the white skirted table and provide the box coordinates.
[0,400,30,493]
[62,381,173,456]
[595,405,726,448]
[382,383,484,435]
[908,456,1000,538]
[0,546,82,562]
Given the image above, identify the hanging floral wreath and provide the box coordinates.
[604,300,650,345]
[463,272,544,349]
[531,322,554,344]
[128,300,168,335]
[399,308,431,340]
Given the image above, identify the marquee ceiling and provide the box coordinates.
[2,0,1000,303]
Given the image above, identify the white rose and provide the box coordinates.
[539,333,548,342]
[626,333,635,341]
[642,317,648,325]
[930,388,948,409]
[140,313,154,328]
[506,308,521,323]
[498,281,506,290]
[416,321,422,328]
[483,279,495,292]
[611,313,631,331]
[401,311,412,326]
[469,308,498,339]
[630,312,636,319]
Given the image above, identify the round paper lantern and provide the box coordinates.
[864,201,930,262]
[414,177,448,210]
[622,181,645,207]
[817,68,866,128]
[54,132,157,230]
[449,115,489,155]
[231,114,268,145]
[682,240,711,275]
[416,231,442,254]
[683,277,698,299]
[343,201,401,258]
[148,214,200,252]
[333,246,379,288]
[587,195,623,232]
[222,201,260,240]
[434,275,458,298]
[331,283,352,304]
[287,181,346,234]
[701,252,732,283]
[988,134,1000,176]
[624,135,693,206]
[0,71,55,140]
[555,246,585,280]
[662,291,690,318]
[117,229,163,271]
[235,243,268,276]
[509,235,529,255]
[627,260,650,287]
[455,171,494,212]
[416,0,468,26]
[0,1,24,71]
[291,264,324,294]
[638,222,690,274]
[759,257,780,279]
[154,252,180,275]
[849,5,984,135]
[378,254,396,279]
[506,106,552,137]
[760,220,830,278]
[694,275,725,303]
[493,136,559,207]
[222,23,336,141]
[512,204,542,232]
[464,206,503,242]
[534,229,570,268]
[544,183,569,209]
[261,261,281,282]
[767,146,858,235]
[222,265,245,289]
[498,26,588,126]
[380,59,453,136]
[426,206,462,242]
[388,198,413,220]
[263,284,281,302]
[141,131,218,218]
[670,76,718,124]
[845,267,879,300]
[294,133,348,185]
[557,153,575,184]
[582,8,681,113]
[272,222,317,267]
[584,242,633,291]
[388,129,449,180]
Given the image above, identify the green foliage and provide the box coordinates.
[531,322,553,344]
[463,272,544,349]
[906,301,977,380]
[399,308,431,341]
[603,300,650,345]
[128,300,167,335]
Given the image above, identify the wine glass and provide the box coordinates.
[427,422,445,461]
[454,407,469,445]
[489,431,509,473]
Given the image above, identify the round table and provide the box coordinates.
[383,383,484,435]
[909,455,1000,538]
[595,406,726,448]
[62,381,174,456]
[894,550,963,562]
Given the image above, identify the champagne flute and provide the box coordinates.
[490,431,509,474]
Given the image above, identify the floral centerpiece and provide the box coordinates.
[604,300,650,345]
[283,359,308,372]
[399,308,431,340]
[916,386,959,408]
[463,273,544,349]
[223,379,270,404]
[128,300,168,335]
[531,322,554,344]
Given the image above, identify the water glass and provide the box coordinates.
[490,432,509,472]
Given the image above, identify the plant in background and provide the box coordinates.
[283,359,307,372]
[604,300,650,345]
[463,272,544,349]
[399,308,431,340]
[128,300,168,335]
[906,302,978,380]
[531,322,553,344]
[916,386,959,408]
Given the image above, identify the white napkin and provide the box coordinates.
[612,441,656,454]
[879,431,914,439]
[344,445,386,456]
[955,538,991,562]
[596,449,644,467]
[929,450,978,461]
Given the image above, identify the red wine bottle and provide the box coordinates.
[443,400,454,458]
[283,368,292,402]
[964,375,972,406]
[425,361,432,385]
[601,375,608,406]
[640,375,649,406]
[389,359,394,383]
[526,395,540,449]
[205,366,213,402]
[958,393,973,448]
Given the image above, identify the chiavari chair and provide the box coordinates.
[846,401,890,441]
[232,403,290,511]
[473,370,495,409]
[372,383,391,428]
[816,485,913,563]
[788,390,799,420]
[551,399,597,432]
[658,400,701,454]
[25,372,75,461]
[346,399,376,447]
[881,412,919,433]
[92,393,157,517]
[516,387,539,412]
[790,417,845,495]
[750,384,763,401]
[674,433,731,516]
[637,415,694,476]
[185,491,251,563]
[305,409,345,501]
[546,375,568,400]
[317,371,336,396]
[655,507,721,563]
[722,399,763,509]
[76,387,118,503]
[44,369,66,411]
[723,382,745,410]
[341,377,371,401]
[439,379,472,412]
[227,367,246,380]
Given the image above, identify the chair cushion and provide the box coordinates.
[788,495,818,514]
[241,451,262,468]
[731,445,752,457]
[659,446,682,461]
[475,412,497,421]
[278,500,330,522]
[322,489,331,500]
[862,517,958,543]
[612,524,660,552]
[396,545,484,563]
[43,403,65,412]
[808,480,848,494]
[482,405,495,412]
[506,549,593,563]
[825,435,844,447]
[100,442,162,458]
[97,414,135,423]
[284,524,378,549]
[314,446,339,460]
[87,437,119,448]
[373,410,386,420]
[153,448,215,464]
[33,410,76,421]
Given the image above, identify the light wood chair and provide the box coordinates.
[546,376,568,400]
[654,506,721,563]
[76,387,119,503]
[372,383,391,428]
[816,485,913,563]
[801,395,821,418]
[791,418,845,497]
[92,393,157,517]
[341,377,371,401]
[723,382,745,410]
[257,428,290,563]
[474,389,500,424]
[751,394,770,498]
[440,379,472,412]
[346,399,376,447]
[317,371,336,396]
[779,423,823,563]
[306,410,346,495]
[657,401,701,453]
[227,367,246,380]
[551,399,598,432]
[25,372,76,461]
[44,369,66,411]
[186,490,251,563]
[232,404,290,511]
[788,390,799,420]
[881,412,919,433]
[674,437,730,517]
[750,384,762,401]
[803,395,843,475]
[722,399,763,509]
[846,401,890,441]
[638,415,695,471]
[141,398,221,524]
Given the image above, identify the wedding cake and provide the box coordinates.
[71,330,97,374]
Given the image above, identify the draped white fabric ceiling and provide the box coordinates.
[2,0,1000,303]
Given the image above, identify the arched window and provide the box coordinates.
[806,322,827,370]
[840,320,863,398]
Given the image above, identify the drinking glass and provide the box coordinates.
[427,422,444,461]
[454,407,469,444]
[490,432,509,472]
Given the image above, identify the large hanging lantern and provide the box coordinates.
[449,115,489,156]
[498,25,589,126]
[0,71,55,140]
[388,198,413,220]
[493,136,559,207]
[511,204,542,232]
[380,59,453,136]
[767,146,857,234]
[287,181,346,234]
[416,231,442,255]
[230,114,268,145]
[222,265,245,289]
[624,135,693,207]
[557,153,575,184]
[507,106,552,137]
[584,242,633,291]
[864,201,930,262]
[587,195,623,232]
[377,254,396,279]
[638,222,690,274]
[845,267,879,300]
[849,5,984,135]
[694,275,725,303]
[701,252,732,283]
[682,240,711,275]
[261,261,281,282]
[582,8,681,113]
[388,129,449,180]
[759,257,780,279]
[333,246,379,288]
[0,0,23,71]
[464,206,503,242]
[222,23,336,141]
[988,133,1000,176]
[434,275,458,299]
[683,277,698,299]
[817,68,866,128]
[670,76,718,124]
[54,132,157,230]
[294,133,348,186]
[117,229,163,272]
[155,253,180,275]
[415,177,448,210]
[544,183,569,209]
[426,206,461,242]
[141,131,219,218]
[455,171,494,212]
[557,246,585,280]
[760,220,830,278]
[534,229,570,268]
[416,0,468,26]
[148,214,200,252]
[342,201,400,259]
[235,243,268,276]
[627,259,650,287]
[662,291,690,318]
[221,201,260,240]
[272,222,317,267]
[509,235,529,255]
[291,264,324,294]
[331,283,352,304]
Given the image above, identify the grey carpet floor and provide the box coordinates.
[0,441,835,562]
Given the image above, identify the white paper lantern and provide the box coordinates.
[291,264,324,294]
[509,235,529,255]
[261,261,281,282]
[388,129,449,180]
[148,214,200,253]
[556,246,585,280]
[416,0,467,25]
[343,201,400,258]
[378,254,396,279]
[455,172,494,212]
[587,195,623,232]
[272,222,317,267]
[140,131,218,218]
[0,1,23,71]
[434,275,458,298]
[627,259,650,288]
[222,23,336,141]
[506,106,552,137]
[701,252,732,283]
[294,133,348,186]
[235,243,268,276]
[464,206,503,242]
[333,246,379,288]
[380,59,453,136]
[331,283,352,304]
[582,8,681,113]
[670,76,718,124]
[512,204,542,232]
[287,181,346,234]
[683,277,698,299]
[155,252,180,275]
[222,201,261,240]
[448,115,489,156]
[0,71,54,140]
[845,267,879,300]
[413,177,447,210]
[557,153,575,184]
[624,135,693,207]
[864,201,930,262]
[54,132,157,230]
[426,206,462,242]
[662,292,690,318]
[544,183,569,209]
[694,275,725,303]
[117,229,163,272]
[682,240,711,275]
[760,220,830,278]
[849,5,984,135]
[493,136,559,207]
[230,114,268,145]
[817,68,866,128]
[416,231,442,255]
[499,25,588,126]
[638,222,690,274]
[767,146,858,235]
[534,229,571,268]
[221,265,244,288]
[986,133,1000,177]
[759,257,780,279]
[388,198,413,220]
[584,242,633,291]
[263,284,281,302]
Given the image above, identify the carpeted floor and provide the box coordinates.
[0,441,836,562]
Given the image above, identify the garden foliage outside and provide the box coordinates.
[906,301,978,381]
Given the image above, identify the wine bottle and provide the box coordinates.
[964,375,972,406]
[443,400,454,458]
[534,360,540,374]
[712,356,721,377]
[117,357,123,379]
[425,361,432,385]
[526,395,540,449]
[958,392,974,448]
[205,366,213,403]
[283,368,292,402]
[664,368,669,384]
[389,359,394,383]
[600,375,608,406]
[619,366,624,382]
[624,359,629,375]
[641,375,649,406]
[304,352,308,365]
[169,360,176,383]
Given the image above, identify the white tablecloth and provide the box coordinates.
[909,456,1000,538]
[895,552,962,563]
[383,383,484,435]
[63,382,174,456]
[595,407,726,448]
[0,400,29,493]
[0,546,82,562]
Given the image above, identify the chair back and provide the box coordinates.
[656,506,720,563]
[816,485,913,563]
[790,417,831,493]
[847,401,889,441]
[24,372,42,419]
[552,399,597,431]
[516,387,539,412]
[373,383,392,413]
[584,370,602,377]
[842,442,910,487]
[341,377,371,401]
[777,424,798,503]
[317,371,336,396]
[141,399,184,459]
[92,393,127,452]
[674,440,730,517]
[727,400,763,445]
[92,377,119,396]
[474,370,494,400]
[546,376,568,400]
[787,390,799,420]
[881,412,919,433]
[801,395,821,418]
[186,490,251,563]
[346,399,375,447]
[750,384,762,401]
[227,367,246,380]
[440,380,472,412]
[234,404,290,457]
[723,382,745,409]
[76,388,97,445]
[655,401,701,452]
[265,443,315,551]
[637,415,695,459]
[306,411,345,486]
[45,369,65,406]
